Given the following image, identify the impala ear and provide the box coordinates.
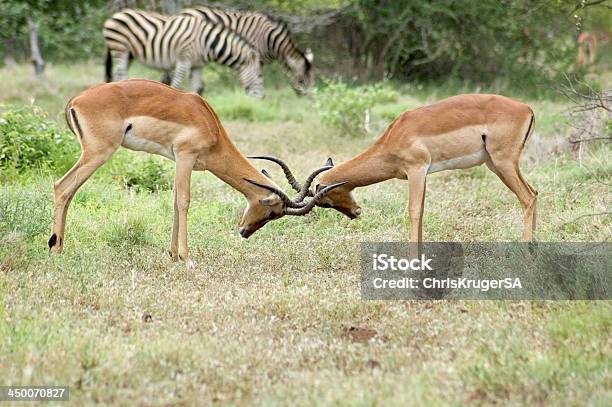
[260,194,281,206]
[305,48,314,63]
[325,157,334,167]
[261,169,271,178]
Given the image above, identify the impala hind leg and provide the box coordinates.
[49,149,117,253]
[486,159,537,241]
[407,167,428,243]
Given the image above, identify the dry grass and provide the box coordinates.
[1,62,611,405]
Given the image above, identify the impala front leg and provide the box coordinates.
[174,155,197,269]
[407,167,427,243]
[169,186,179,261]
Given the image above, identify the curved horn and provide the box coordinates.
[284,182,348,216]
[294,165,332,202]
[243,179,306,208]
[248,156,301,192]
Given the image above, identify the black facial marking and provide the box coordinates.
[48,233,57,248]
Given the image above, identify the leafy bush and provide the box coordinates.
[0,188,51,238]
[0,1,107,62]
[314,79,398,136]
[0,105,78,176]
[101,212,151,250]
[121,157,173,193]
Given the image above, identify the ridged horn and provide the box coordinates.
[284,182,348,216]
[293,165,332,202]
[248,156,301,192]
[243,179,306,208]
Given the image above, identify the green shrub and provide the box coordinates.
[314,80,398,136]
[0,105,78,176]
[102,213,151,250]
[121,157,173,193]
[0,188,50,238]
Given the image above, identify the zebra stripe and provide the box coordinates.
[180,6,314,95]
[103,9,264,98]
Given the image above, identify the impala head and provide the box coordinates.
[248,156,359,220]
[239,188,284,239]
[239,164,346,238]
[312,158,361,219]
[287,48,314,96]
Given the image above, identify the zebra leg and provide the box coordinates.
[112,51,130,81]
[170,60,191,90]
[160,70,173,85]
[190,67,204,95]
[238,63,264,99]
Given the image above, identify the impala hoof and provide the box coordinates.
[48,233,57,248]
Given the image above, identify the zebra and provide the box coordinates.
[103,9,264,98]
[177,6,314,96]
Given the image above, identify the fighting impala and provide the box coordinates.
[254,94,538,241]
[49,79,344,267]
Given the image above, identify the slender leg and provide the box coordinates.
[112,51,130,81]
[487,160,537,241]
[190,67,204,95]
[173,155,197,268]
[238,64,264,99]
[170,59,191,90]
[169,186,179,261]
[160,70,172,85]
[407,168,427,243]
[50,150,117,253]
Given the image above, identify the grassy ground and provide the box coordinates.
[1,62,611,405]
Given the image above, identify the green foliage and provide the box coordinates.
[0,105,78,176]
[314,79,398,136]
[121,158,173,193]
[0,0,107,62]
[341,0,578,86]
[101,212,151,249]
[0,188,50,238]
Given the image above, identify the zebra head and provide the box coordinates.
[287,48,314,96]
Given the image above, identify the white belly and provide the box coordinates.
[122,128,175,161]
[428,149,489,174]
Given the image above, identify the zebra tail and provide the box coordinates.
[104,47,112,83]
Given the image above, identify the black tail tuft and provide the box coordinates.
[104,48,112,82]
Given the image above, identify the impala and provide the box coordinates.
[254,94,538,241]
[49,79,344,267]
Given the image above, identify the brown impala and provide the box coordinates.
[254,94,538,242]
[49,79,344,268]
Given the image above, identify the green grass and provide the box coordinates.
[1,62,611,405]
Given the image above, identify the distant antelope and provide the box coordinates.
[576,32,598,67]
[255,94,538,241]
[49,80,343,267]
